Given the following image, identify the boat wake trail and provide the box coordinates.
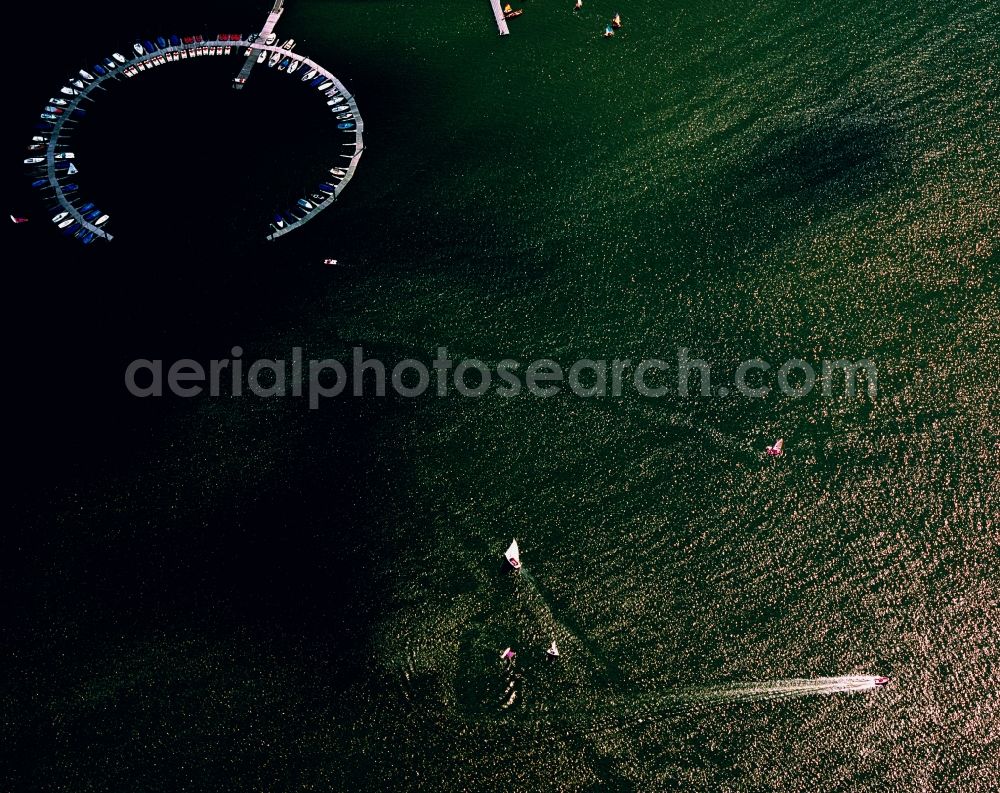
[668,675,884,707]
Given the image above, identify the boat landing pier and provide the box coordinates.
[233,0,284,89]
[489,0,510,35]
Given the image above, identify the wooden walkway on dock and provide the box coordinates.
[489,0,511,35]
[233,0,284,89]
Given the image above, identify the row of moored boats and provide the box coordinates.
[270,167,350,233]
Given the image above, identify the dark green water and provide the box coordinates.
[4,0,997,790]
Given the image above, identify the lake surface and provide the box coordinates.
[4,0,997,790]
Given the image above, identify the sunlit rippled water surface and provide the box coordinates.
[6,0,997,790]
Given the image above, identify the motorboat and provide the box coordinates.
[268,51,282,67]
[503,6,524,19]
[309,76,325,87]
[336,113,354,120]
[93,64,107,76]
[57,217,75,229]
[500,647,516,661]
[133,42,145,56]
[23,157,45,164]
[31,178,49,188]
[278,57,290,70]
[323,259,338,266]
[765,438,784,457]
[328,104,349,111]
[287,59,301,74]
[71,79,85,89]
[612,12,622,28]
[52,212,69,223]
[257,49,267,64]
[875,677,890,687]
[143,40,157,53]
[297,198,314,211]
[79,69,95,81]
[318,80,334,91]
[104,58,118,70]
[504,539,521,571]
[337,122,355,129]
[94,214,110,226]
[302,68,317,81]
[330,168,347,177]
[574,0,582,9]
[54,152,75,160]
[273,214,286,229]
[281,38,296,50]
[318,182,336,193]
[265,33,277,45]
[60,87,79,95]
[44,106,64,114]
[113,52,127,63]
[156,36,168,49]
[79,202,95,212]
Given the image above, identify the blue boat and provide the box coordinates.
[296,198,313,211]
[31,178,48,188]
[63,183,79,193]
[337,122,355,129]
[309,76,324,87]
[318,182,336,193]
[272,213,286,228]
[169,34,181,46]
[279,57,290,69]
[104,57,117,70]
[156,36,167,49]
[143,40,156,53]
[79,203,96,213]
[93,64,107,76]
[82,232,96,244]
[84,210,101,221]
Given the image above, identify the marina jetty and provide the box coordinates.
[22,0,363,244]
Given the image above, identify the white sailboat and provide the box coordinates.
[766,438,784,457]
[504,539,521,570]
[546,641,560,658]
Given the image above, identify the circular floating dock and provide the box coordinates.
[23,32,364,244]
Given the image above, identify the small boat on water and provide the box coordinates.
[603,24,615,37]
[57,217,75,229]
[278,57,290,70]
[257,49,267,64]
[500,647,516,661]
[113,52,127,63]
[93,64,107,76]
[765,438,784,457]
[329,104,349,111]
[336,113,354,121]
[79,69,95,81]
[875,676,890,687]
[133,43,145,56]
[79,202,95,212]
[268,51,282,67]
[297,198,314,211]
[273,213,286,229]
[612,12,622,28]
[323,258,339,266]
[23,157,45,164]
[287,59,301,74]
[302,68,317,81]
[330,168,347,177]
[318,182,336,194]
[31,178,48,188]
[503,4,524,19]
[94,214,110,227]
[504,539,522,571]
[574,0,582,9]
[10,215,29,224]
[265,33,277,45]
[338,122,355,129]
[546,641,560,658]
[318,80,334,91]
[282,38,296,50]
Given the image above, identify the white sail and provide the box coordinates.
[504,539,521,568]
[547,641,560,657]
